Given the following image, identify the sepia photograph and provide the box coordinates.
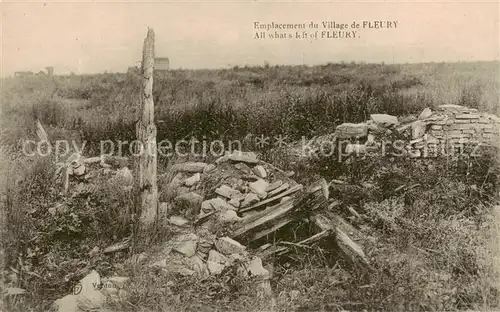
[1,1,499,311]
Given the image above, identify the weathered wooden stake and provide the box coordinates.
[137,28,158,225]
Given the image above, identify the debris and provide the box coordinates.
[168,216,189,227]
[252,165,267,178]
[227,151,259,164]
[239,184,302,213]
[184,173,200,187]
[241,193,260,208]
[418,108,433,120]
[411,120,426,139]
[203,164,216,173]
[216,236,246,255]
[249,179,269,199]
[335,123,368,139]
[370,114,398,128]
[215,185,244,200]
[172,162,207,173]
[172,233,198,257]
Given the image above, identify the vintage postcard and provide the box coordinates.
[1,1,499,311]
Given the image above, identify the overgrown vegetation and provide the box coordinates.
[1,61,499,311]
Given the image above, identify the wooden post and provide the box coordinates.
[137,28,158,225]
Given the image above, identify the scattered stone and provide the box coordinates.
[174,192,203,215]
[411,120,426,139]
[168,216,189,227]
[370,114,398,128]
[202,197,235,212]
[215,156,228,165]
[418,108,433,120]
[248,257,269,277]
[335,123,368,139]
[216,237,246,255]
[184,173,200,187]
[172,162,207,173]
[241,193,260,208]
[265,180,283,192]
[249,179,269,199]
[219,210,242,223]
[399,115,418,124]
[234,163,252,174]
[172,233,198,258]
[228,197,240,208]
[252,165,267,178]
[207,261,225,275]
[207,250,229,275]
[203,164,216,173]
[227,151,259,164]
[215,185,244,200]
[188,255,209,277]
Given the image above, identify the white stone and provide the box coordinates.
[218,210,242,223]
[252,165,267,178]
[370,114,398,128]
[335,123,368,139]
[202,197,236,212]
[184,173,200,187]
[215,185,244,200]
[418,108,433,120]
[203,164,216,173]
[172,233,198,257]
[411,120,426,139]
[207,261,225,275]
[168,216,189,227]
[228,197,240,208]
[248,257,269,277]
[241,193,260,207]
[172,162,207,173]
[249,179,269,199]
[216,236,246,255]
[227,151,259,164]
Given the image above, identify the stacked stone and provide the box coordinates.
[408,105,500,157]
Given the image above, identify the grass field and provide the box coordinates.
[1,61,499,311]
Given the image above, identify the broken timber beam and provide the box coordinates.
[232,181,329,244]
[239,184,303,213]
[312,212,372,272]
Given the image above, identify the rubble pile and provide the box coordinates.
[51,150,371,311]
[295,105,500,159]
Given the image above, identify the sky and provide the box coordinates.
[1,1,499,76]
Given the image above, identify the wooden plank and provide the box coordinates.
[232,198,295,241]
[239,184,303,213]
[312,212,371,271]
